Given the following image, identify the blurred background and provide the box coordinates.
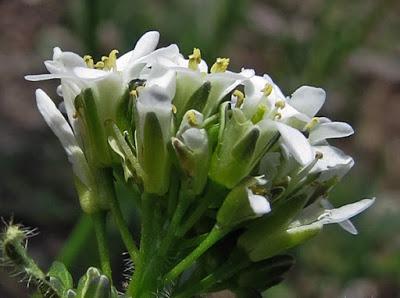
[0,0,399,297]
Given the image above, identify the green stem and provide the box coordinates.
[176,192,212,237]
[175,253,249,298]
[127,192,155,296]
[57,214,92,267]
[100,168,139,263]
[165,225,228,282]
[91,212,112,280]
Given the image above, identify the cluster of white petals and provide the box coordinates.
[26,31,373,238]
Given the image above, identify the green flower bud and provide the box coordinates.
[209,109,278,188]
[135,86,173,195]
[76,267,112,298]
[217,178,271,228]
[238,194,309,258]
[172,110,210,194]
[243,222,322,262]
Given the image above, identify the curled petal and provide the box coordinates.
[290,86,326,117]
[309,121,354,144]
[276,122,313,165]
[317,198,375,225]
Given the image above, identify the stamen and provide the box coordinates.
[83,55,94,68]
[186,111,198,126]
[261,83,273,96]
[210,58,230,73]
[305,117,319,131]
[274,112,282,120]
[275,100,286,109]
[94,61,105,69]
[172,104,177,114]
[315,151,323,159]
[233,90,245,108]
[251,104,268,124]
[107,49,119,70]
[130,90,138,98]
[188,48,201,71]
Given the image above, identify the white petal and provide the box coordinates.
[25,74,71,81]
[312,145,353,173]
[146,65,176,99]
[276,122,313,165]
[116,31,160,70]
[320,198,358,235]
[317,198,375,225]
[181,128,208,151]
[309,122,354,144]
[247,189,271,216]
[131,31,160,61]
[35,89,90,186]
[290,86,326,117]
[72,67,110,80]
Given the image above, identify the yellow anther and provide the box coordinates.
[305,117,319,131]
[261,83,273,96]
[233,90,245,108]
[274,112,282,120]
[251,104,268,124]
[315,151,324,159]
[249,185,268,196]
[275,100,286,109]
[188,48,202,70]
[130,89,138,98]
[210,57,230,73]
[186,111,199,126]
[107,49,119,69]
[94,61,105,69]
[172,104,177,114]
[83,55,94,68]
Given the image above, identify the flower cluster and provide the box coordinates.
[23,31,374,297]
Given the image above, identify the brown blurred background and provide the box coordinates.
[0,0,399,297]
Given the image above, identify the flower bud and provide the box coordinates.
[238,194,309,260]
[217,178,271,228]
[76,267,113,298]
[209,109,277,188]
[135,85,173,195]
[243,223,322,262]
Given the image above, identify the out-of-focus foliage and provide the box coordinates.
[0,0,399,297]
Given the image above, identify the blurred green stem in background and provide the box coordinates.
[84,0,99,54]
[57,214,92,267]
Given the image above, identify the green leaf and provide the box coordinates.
[48,261,73,290]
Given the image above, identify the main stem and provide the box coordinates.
[165,225,228,282]
[91,212,112,280]
[100,168,139,263]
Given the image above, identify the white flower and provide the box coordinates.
[290,198,375,234]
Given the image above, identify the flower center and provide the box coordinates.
[83,49,119,70]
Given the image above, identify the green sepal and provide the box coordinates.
[217,180,265,228]
[139,111,171,195]
[244,222,322,261]
[115,87,135,134]
[177,81,211,120]
[238,194,310,260]
[74,89,112,167]
[231,127,260,162]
